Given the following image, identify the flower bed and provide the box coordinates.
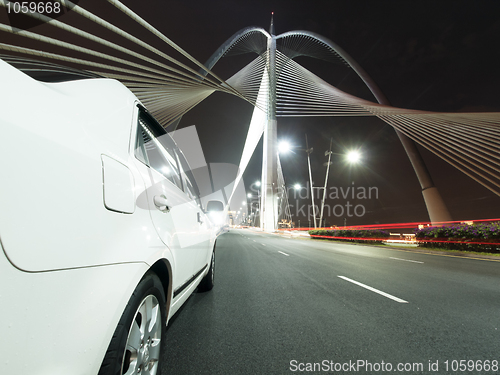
[414,222,500,253]
[308,229,390,244]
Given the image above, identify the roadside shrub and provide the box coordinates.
[414,222,500,253]
[308,229,390,244]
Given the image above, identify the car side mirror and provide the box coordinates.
[206,200,224,212]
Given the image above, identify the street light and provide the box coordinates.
[278,141,291,154]
[346,150,361,164]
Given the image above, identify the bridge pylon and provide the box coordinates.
[260,15,279,231]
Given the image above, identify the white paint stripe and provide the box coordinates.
[390,257,424,264]
[278,251,290,257]
[262,243,266,246]
[338,276,408,303]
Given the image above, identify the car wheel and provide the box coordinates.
[99,272,166,375]
[197,250,215,292]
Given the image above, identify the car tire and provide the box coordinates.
[98,272,166,375]
[197,250,215,292]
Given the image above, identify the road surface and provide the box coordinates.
[163,229,500,374]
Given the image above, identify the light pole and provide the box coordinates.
[247,181,261,227]
[279,136,317,228]
[280,137,363,230]
[242,201,249,224]
[293,183,301,229]
[247,193,253,226]
[318,140,362,228]
[304,135,317,228]
[319,139,333,229]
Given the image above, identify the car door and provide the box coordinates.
[132,107,202,291]
[174,147,212,274]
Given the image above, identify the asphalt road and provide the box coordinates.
[163,229,500,374]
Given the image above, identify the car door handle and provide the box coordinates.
[153,195,170,213]
[197,212,203,224]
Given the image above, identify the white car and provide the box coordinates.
[0,58,221,374]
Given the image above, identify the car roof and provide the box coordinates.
[1,56,141,160]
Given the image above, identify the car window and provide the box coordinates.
[134,110,183,190]
[175,148,203,209]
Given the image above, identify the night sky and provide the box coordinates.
[155,0,500,225]
[3,0,500,225]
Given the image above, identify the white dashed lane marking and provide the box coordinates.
[338,276,408,303]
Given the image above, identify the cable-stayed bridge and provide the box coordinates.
[1,0,499,230]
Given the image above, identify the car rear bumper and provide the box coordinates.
[0,244,149,374]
